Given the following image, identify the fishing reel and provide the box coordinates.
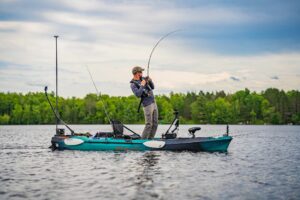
[141,76,149,81]
[140,76,153,94]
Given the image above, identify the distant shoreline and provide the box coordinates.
[1,88,299,125]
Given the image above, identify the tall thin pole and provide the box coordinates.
[54,35,59,132]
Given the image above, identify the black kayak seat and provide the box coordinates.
[111,120,124,137]
[111,119,141,139]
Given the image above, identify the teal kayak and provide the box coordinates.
[51,134,232,152]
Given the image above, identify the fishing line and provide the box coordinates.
[86,66,111,123]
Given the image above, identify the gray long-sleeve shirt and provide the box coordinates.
[130,79,155,107]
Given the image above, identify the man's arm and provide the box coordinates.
[131,83,144,97]
[148,79,154,90]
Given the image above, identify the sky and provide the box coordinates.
[0,0,300,97]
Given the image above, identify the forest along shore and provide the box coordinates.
[0,88,299,125]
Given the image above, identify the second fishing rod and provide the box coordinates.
[86,66,111,123]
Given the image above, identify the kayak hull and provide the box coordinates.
[51,135,232,152]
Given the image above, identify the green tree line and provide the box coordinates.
[0,88,299,125]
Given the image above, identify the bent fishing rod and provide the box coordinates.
[146,29,181,77]
[136,30,180,113]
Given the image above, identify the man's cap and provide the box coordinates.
[132,66,144,74]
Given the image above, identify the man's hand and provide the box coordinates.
[141,79,146,86]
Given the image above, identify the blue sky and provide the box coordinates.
[0,0,299,97]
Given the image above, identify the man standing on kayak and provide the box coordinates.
[130,66,158,139]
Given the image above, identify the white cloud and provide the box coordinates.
[152,70,230,89]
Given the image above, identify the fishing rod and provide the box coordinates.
[86,66,111,123]
[146,29,181,77]
[86,66,140,136]
[44,86,75,135]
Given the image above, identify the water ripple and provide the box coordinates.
[0,125,300,200]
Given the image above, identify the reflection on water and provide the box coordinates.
[133,152,161,199]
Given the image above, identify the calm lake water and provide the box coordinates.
[0,125,299,200]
